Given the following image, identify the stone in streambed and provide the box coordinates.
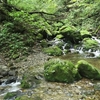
[44,59,81,83]
[5,76,17,84]
[76,60,100,80]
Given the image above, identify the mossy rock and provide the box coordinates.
[59,25,82,43]
[44,59,81,83]
[40,39,48,47]
[43,46,63,56]
[21,72,41,89]
[83,38,98,50]
[76,60,100,80]
[4,92,17,99]
[21,79,31,89]
[80,30,91,38]
[21,73,31,89]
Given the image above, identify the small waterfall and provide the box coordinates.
[92,36,100,44]
[91,36,100,57]
[62,43,67,55]
[63,36,100,58]
[48,36,100,58]
[0,81,21,96]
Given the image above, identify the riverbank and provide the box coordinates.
[0,47,100,100]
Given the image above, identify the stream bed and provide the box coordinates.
[0,51,100,100]
[0,38,100,100]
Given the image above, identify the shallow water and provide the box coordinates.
[60,53,100,70]
[0,81,20,96]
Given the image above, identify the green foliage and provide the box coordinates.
[21,79,31,89]
[8,0,58,13]
[43,46,63,56]
[4,92,16,99]
[44,58,81,83]
[21,74,31,89]
[0,0,100,59]
[0,22,30,59]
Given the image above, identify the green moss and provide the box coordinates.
[43,46,63,56]
[40,39,48,47]
[80,30,91,38]
[4,92,16,99]
[83,38,98,50]
[21,80,31,89]
[76,60,100,79]
[21,74,31,89]
[44,59,81,83]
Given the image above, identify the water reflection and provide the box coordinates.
[60,53,100,70]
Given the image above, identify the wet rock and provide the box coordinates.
[5,76,17,84]
[76,60,100,80]
[81,90,95,95]
[0,80,2,85]
[0,65,8,70]
[0,70,8,77]
[10,66,17,70]
[86,52,95,57]
[0,75,3,79]
[94,83,100,91]
[8,70,17,76]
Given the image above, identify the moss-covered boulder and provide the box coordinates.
[76,60,100,80]
[40,39,48,47]
[80,30,91,38]
[4,92,17,100]
[59,25,82,43]
[83,38,98,50]
[44,59,81,83]
[43,46,63,56]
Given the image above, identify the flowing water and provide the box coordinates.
[60,36,100,69]
[0,36,100,99]
[0,81,20,96]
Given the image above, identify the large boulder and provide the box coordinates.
[76,60,100,80]
[44,59,81,83]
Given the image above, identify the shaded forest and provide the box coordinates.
[0,0,100,59]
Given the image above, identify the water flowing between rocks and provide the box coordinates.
[0,36,100,99]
